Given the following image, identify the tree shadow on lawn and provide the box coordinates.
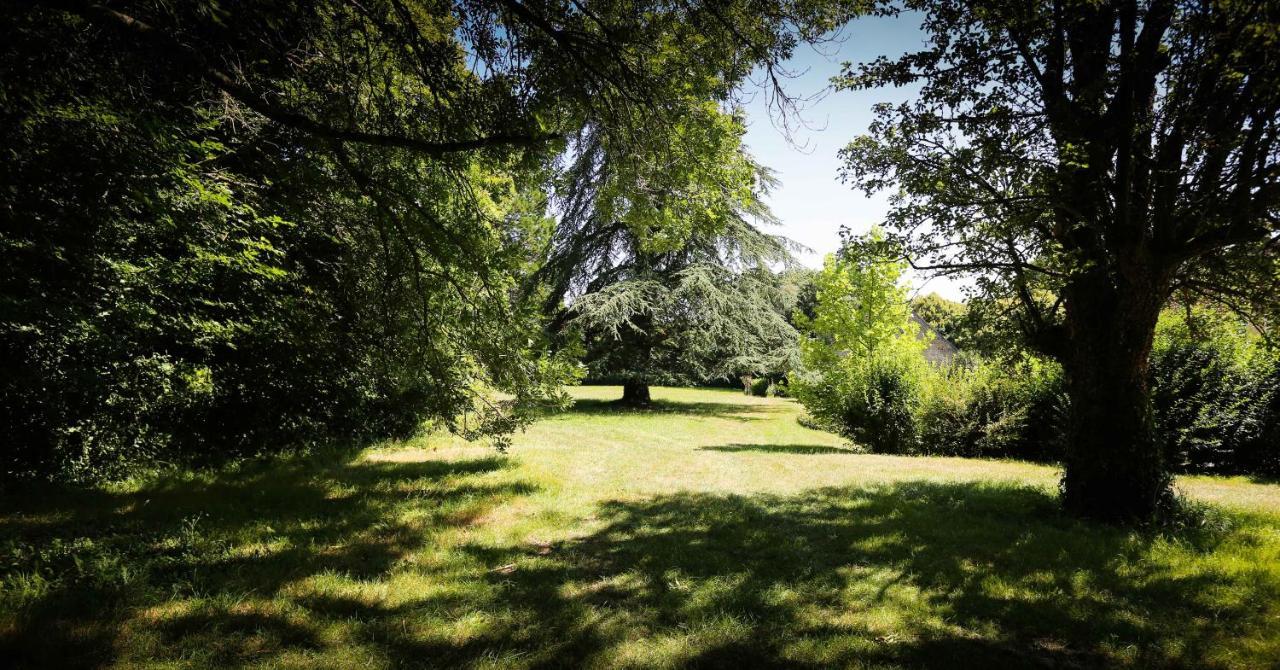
[700,443,858,455]
[0,451,535,668]
[4,465,1278,669]
[445,482,1276,669]
[568,397,783,422]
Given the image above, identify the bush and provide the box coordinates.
[1236,360,1280,477]
[841,358,922,453]
[1150,307,1279,476]
[918,357,1065,461]
[794,355,924,453]
[916,365,997,458]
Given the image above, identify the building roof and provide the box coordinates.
[910,313,960,365]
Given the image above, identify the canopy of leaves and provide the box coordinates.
[795,231,926,368]
[836,0,1280,350]
[2,0,855,481]
[559,107,803,386]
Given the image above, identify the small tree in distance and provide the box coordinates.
[792,229,929,452]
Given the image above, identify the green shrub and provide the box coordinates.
[1235,360,1280,477]
[749,377,772,396]
[917,364,994,457]
[1149,307,1278,476]
[917,357,1065,461]
[839,357,922,453]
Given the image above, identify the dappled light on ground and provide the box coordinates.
[3,387,1279,668]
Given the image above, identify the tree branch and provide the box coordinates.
[50,0,562,156]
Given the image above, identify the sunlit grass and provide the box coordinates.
[2,386,1279,668]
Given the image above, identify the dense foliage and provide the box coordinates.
[838,0,1280,521]
[916,358,1067,462]
[795,237,1278,475]
[1,6,571,482]
[791,231,929,452]
[802,271,1278,476]
[1152,306,1280,477]
[2,0,850,482]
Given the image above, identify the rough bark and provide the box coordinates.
[621,380,651,405]
[1059,270,1173,522]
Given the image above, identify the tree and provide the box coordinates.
[791,230,929,451]
[3,0,851,479]
[544,107,801,403]
[574,263,802,403]
[838,0,1280,521]
[1,4,574,477]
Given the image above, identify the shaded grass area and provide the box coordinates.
[2,387,1279,668]
[567,398,785,422]
[0,452,534,668]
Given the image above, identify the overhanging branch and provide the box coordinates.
[50,0,562,156]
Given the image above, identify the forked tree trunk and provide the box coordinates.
[621,380,651,405]
[1059,273,1172,522]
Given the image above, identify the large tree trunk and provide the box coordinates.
[1059,272,1172,522]
[621,380,651,405]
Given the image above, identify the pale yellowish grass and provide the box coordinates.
[400,385,1277,512]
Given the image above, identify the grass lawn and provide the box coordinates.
[3,386,1279,669]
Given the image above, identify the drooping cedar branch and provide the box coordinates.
[48,0,562,156]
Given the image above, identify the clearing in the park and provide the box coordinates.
[3,386,1279,668]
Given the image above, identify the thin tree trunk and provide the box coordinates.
[621,380,651,405]
[1060,272,1172,522]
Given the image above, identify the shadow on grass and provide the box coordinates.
[0,451,534,668]
[700,443,857,455]
[4,466,1277,668]
[447,482,1273,669]
[568,397,781,422]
